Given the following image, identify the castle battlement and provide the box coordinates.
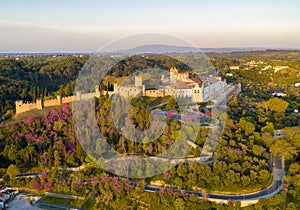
[43,96,62,108]
[15,86,102,115]
[15,99,43,115]
[62,96,74,104]
[81,92,96,100]
[21,102,36,106]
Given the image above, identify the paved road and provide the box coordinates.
[15,172,41,180]
[144,155,284,201]
[6,194,40,210]
[13,155,283,202]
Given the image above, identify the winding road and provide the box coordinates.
[14,155,284,204]
[144,155,284,201]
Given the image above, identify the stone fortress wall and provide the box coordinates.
[15,100,43,115]
[61,96,74,104]
[43,96,62,108]
[15,77,144,115]
[15,86,105,115]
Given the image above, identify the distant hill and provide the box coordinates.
[1,45,299,56]
[96,44,269,55]
[96,45,299,55]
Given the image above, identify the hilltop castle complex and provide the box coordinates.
[15,68,240,115]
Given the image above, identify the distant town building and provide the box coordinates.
[272,92,287,97]
[245,60,258,67]
[262,65,272,71]
[229,66,239,70]
[274,66,288,73]
[295,83,300,87]
[274,130,285,139]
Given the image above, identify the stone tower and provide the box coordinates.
[135,76,143,87]
[57,95,62,105]
[76,91,81,101]
[95,85,100,98]
[36,99,43,110]
[15,100,23,115]
[170,67,180,84]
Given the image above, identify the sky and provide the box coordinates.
[0,0,300,52]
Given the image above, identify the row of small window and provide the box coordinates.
[176,94,190,97]
[147,90,163,93]
[119,88,139,92]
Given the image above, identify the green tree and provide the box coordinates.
[270,140,298,161]
[6,164,20,179]
[241,175,251,187]
[47,146,53,167]
[2,174,10,184]
[262,98,289,113]
[252,145,264,156]
[229,94,238,107]
[174,198,186,210]
[54,150,61,167]
[284,127,300,147]
[288,163,300,176]
[238,118,255,136]
[261,122,274,134]
[26,143,37,166]
[258,169,271,184]
[166,98,177,111]
[261,133,276,148]
[75,142,86,164]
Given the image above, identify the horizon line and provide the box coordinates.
[1,46,300,55]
